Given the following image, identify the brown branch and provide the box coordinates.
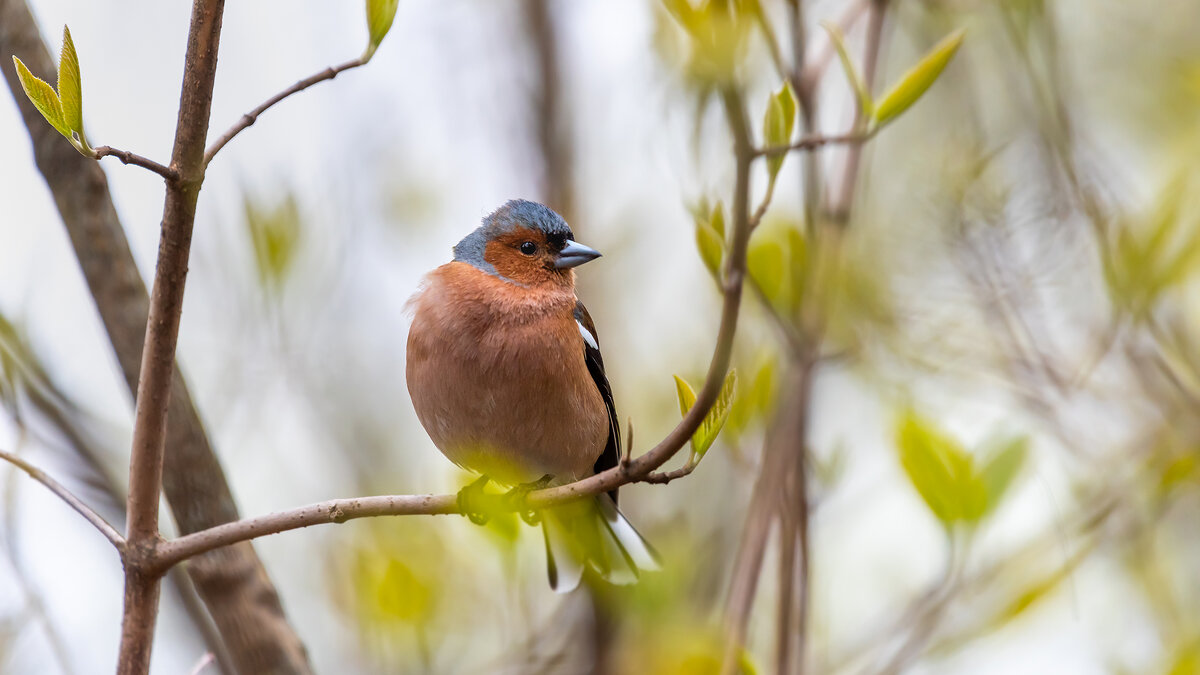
[754,130,872,159]
[0,449,125,550]
[1,0,314,670]
[203,56,365,166]
[92,146,178,180]
[118,0,227,672]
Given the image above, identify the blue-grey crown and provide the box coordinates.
[453,200,573,275]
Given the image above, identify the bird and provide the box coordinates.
[405,199,659,592]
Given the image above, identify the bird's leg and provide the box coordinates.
[504,474,553,526]
[457,474,492,525]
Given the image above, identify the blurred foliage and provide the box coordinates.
[243,192,304,292]
[895,410,1027,529]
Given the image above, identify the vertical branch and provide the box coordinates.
[118,0,226,672]
[0,0,313,669]
[524,0,575,223]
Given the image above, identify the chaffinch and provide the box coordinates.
[406,199,658,592]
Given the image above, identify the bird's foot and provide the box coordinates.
[457,474,492,525]
[504,474,553,526]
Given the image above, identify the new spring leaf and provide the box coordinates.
[873,28,965,128]
[365,0,400,60]
[822,21,872,120]
[762,83,796,179]
[11,25,91,155]
[674,370,738,462]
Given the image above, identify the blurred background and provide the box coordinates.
[2,0,1200,673]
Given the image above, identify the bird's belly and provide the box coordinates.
[406,315,607,486]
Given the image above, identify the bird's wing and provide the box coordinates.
[574,300,621,504]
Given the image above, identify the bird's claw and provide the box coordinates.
[504,474,552,526]
[457,475,492,525]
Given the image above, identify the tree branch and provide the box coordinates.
[203,57,365,166]
[118,0,227,671]
[0,0,314,670]
[92,146,178,180]
[755,130,872,159]
[0,449,125,551]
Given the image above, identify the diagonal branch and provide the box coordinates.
[0,449,124,551]
[203,56,366,166]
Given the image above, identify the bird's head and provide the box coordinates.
[453,199,601,287]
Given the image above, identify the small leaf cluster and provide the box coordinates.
[660,0,758,87]
[1103,170,1200,320]
[895,410,1026,529]
[12,27,92,156]
[825,24,966,133]
[674,369,738,464]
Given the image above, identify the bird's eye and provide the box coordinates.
[520,241,537,255]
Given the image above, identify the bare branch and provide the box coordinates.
[92,146,178,181]
[204,57,366,166]
[754,130,872,159]
[0,449,124,551]
[119,0,228,671]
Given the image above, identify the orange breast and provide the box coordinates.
[405,262,608,485]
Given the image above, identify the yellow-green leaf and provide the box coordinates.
[710,200,726,238]
[12,56,68,140]
[674,375,697,419]
[979,437,1027,517]
[57,25,88,152]
[873,28,965,128]
[822,21,872,120]
[748,235,786,307]
[674,370,738,461]
[762,82,797,179]
[895,410,984,526]
[365,0,400,59]
[694,205,725,282]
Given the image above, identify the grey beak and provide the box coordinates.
[554,240,602,269]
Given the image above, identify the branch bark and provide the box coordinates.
[119,0,230,668]
[0,1,312,673]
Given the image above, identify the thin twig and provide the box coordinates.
[92,146,178,181]
[0,449,124,551]
[754,131,871,159]
[203,57,366,166]
[640,458,697,485]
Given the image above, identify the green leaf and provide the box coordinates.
[695,204,725,281]
[822,21,872,120]
[979,437,1027,517]
[12,56,69,140]
[709,200,726,238]
[748,235,786,307]
[673,375,697,419]
[873,28,965,128]
[762,82,796,179]
[674,370,738,461]
[57,25,88,152]
[895,410,984,526]
[365,0,400,59]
